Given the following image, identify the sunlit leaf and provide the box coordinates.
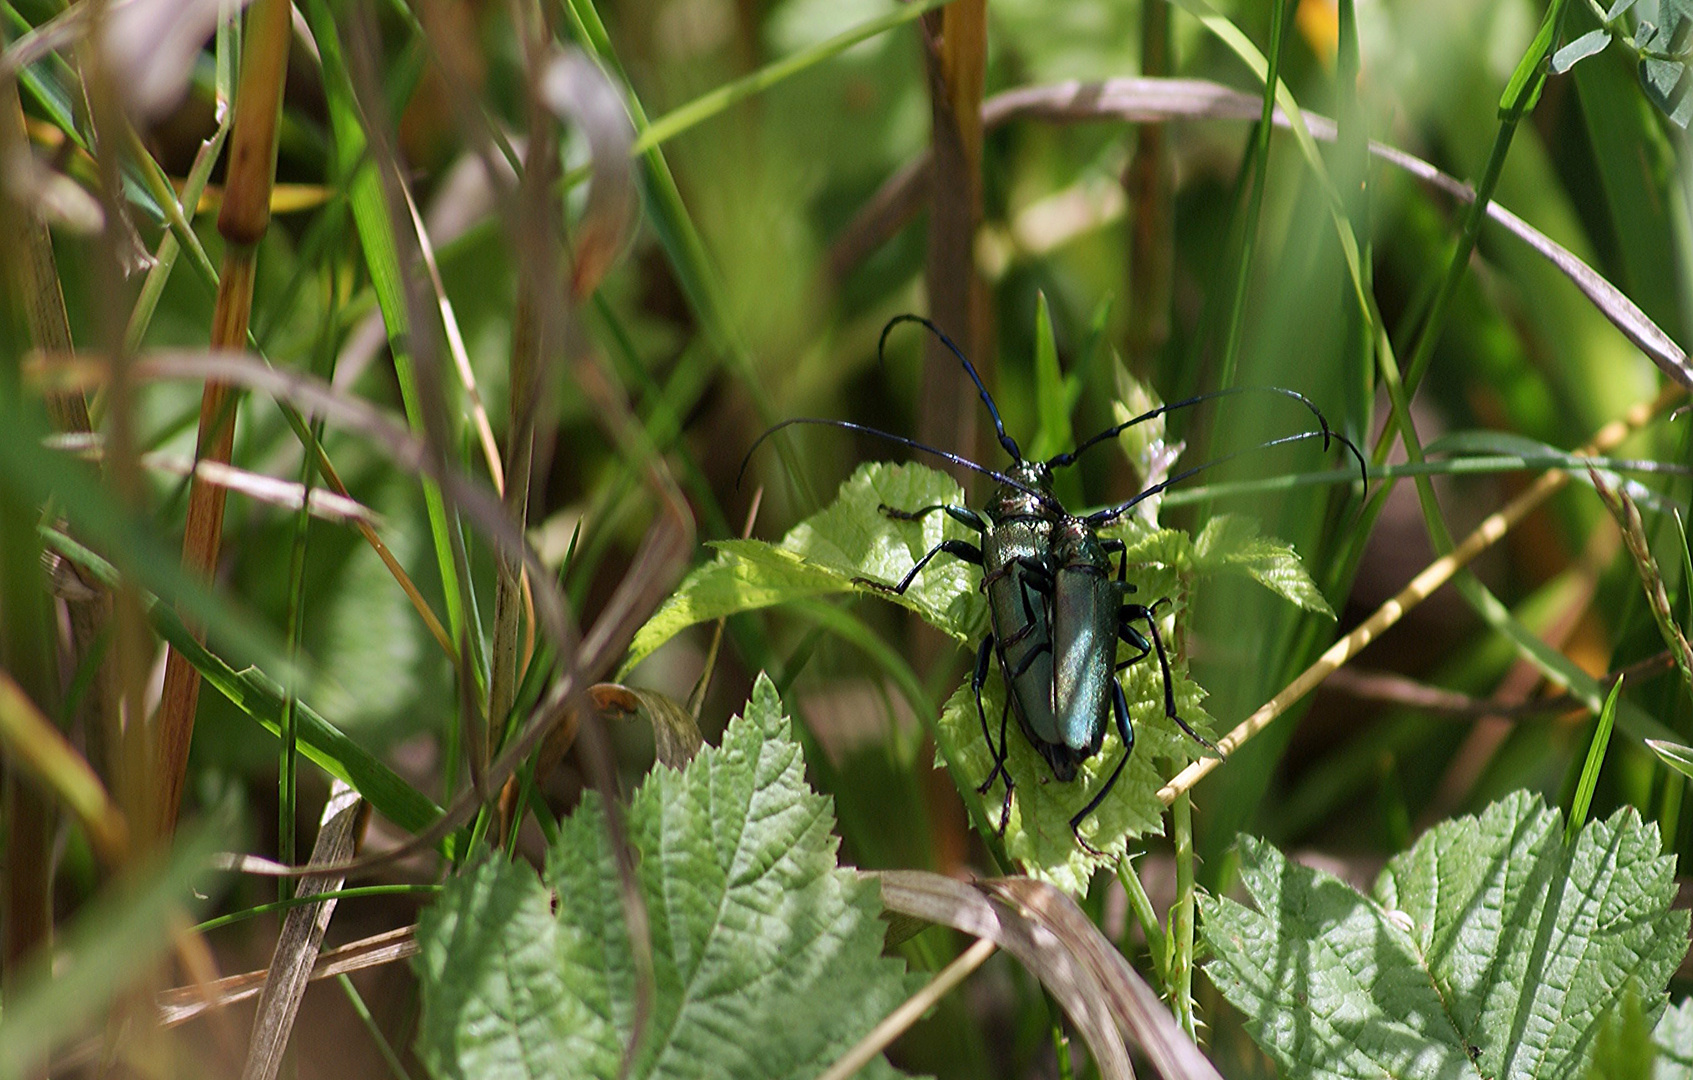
[623,462,986,672]
[1193,514,1334,617]
[1203,792,1686,1080]
[414,675,914,1080]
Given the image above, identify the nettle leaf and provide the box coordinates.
[1193,514,1334,617]
[628,463,1320,892]
[939,521,1216,894]
[624,462,985,672]
[1639,1,1693,128]
[414,674,915,1080]
[1201,792,1686,1080]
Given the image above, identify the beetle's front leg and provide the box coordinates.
[855,504,986,594]
[1120,600,1218,754]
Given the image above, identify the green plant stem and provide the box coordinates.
[193,884,440,933]
[1116,856,1170,985]
[1170,791,1199,1042]
[337,974,415,1080]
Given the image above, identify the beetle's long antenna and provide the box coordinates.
[738,417,1061,511]
[1084,429,1368,527]
[1049,386,1351,474]
[881,314,1024,464]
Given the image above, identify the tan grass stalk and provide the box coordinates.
[153,0,293,836]
[1125,4,1174,371]
[917,0,987,464]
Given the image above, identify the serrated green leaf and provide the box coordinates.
[623,462,987,672]
[415,674,914,1080]
[1652,998,1693,1078]
[942,525,1216,894]
[1201,792,1687,1080]
[412,859,584,1079]
[1193,515,1334,617]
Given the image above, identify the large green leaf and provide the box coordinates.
[414,674,914,1080]
[949,520,1217,894]
[1194,514,1335,617]
[624,462,1349,890]
[1202,791,1687,1080]
[623,461,987,672]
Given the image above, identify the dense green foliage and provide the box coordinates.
[5,0,1693,1075]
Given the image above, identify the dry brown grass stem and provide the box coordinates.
[917,0,986,465]
[152,0,294,838]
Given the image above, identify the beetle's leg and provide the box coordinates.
[1100,537,1129,584]
[1010,637,1052,678]
[853,539,981,595]
[857,505,985,593]
[1069,677,1136,856]
[1114,621,1153,670]
[972,637,1017,834]
[878,503,981,531]
[973,635,1004,786]
[1121,601,1219,754]
[990,692,1015,835]
[981,552,1051,596]
[988,557,1053,652]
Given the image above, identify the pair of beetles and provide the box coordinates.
[748,315,1363,850]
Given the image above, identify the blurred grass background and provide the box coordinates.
[2,0,1691,1074]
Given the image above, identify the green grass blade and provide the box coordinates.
[1567,675,1624,845]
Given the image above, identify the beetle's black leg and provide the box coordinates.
[972,635,1004,785]
[1114,620,1153,670]
[971,636,1015,834]
[981,553,1051,595]
[879,503,982,532]
[1069,676,1136,855]
[1101,537,1129,584]
[1103,537,1141,662]
[1121,601,1219,754]
[853,539,981,595]
[1010,637,1052,678]
[856,503,985,594]
[991,691,1015,835]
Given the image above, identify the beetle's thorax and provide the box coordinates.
[1052,516,1105,568]
[989,459,1055,521]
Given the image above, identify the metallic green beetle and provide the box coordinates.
[748,314,1364,847]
